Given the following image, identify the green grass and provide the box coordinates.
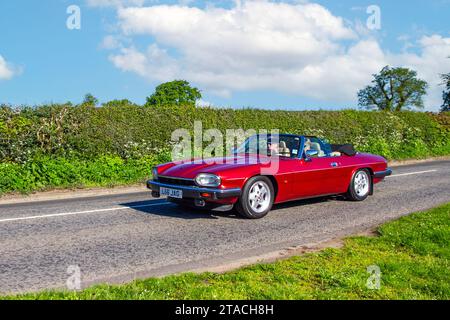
[4,203,450,300]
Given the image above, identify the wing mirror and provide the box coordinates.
[304,150,318,162]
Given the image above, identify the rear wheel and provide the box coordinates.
[236,176,274,219]
[346,169,371,201]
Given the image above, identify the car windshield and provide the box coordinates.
[235,135,301,158]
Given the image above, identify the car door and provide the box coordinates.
[305,157,345,195]
[292,137,346,198]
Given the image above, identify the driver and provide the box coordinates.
[304,138,312,153]
[268,142,279,155]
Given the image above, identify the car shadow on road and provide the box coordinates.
[121,196,341,220]
[271,195,336,211]
[119,199,243,220]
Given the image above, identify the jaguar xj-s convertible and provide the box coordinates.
[148,134,392,219]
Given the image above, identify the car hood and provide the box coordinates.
[160,154,269,179]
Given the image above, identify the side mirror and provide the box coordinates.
[304,150,318,162]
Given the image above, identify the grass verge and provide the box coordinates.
[5,203,450,300]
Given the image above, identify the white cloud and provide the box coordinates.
[0,55,16,80]
[111,1,359,97]
[388,35,450,109]
[105,0,450,110]
[196,99,213,107]
[100,35,122,49]
[109,44,179,80]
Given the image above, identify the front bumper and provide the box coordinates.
[147,180,241,200]
[374,168,392,179]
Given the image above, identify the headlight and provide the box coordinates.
[195,173,221,187]
[152,167,159,180]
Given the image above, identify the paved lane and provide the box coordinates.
[0,161,449,294]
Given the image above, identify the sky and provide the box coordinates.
[0,0,449,111]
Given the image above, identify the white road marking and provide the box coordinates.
[0,202,171,223]
[0,168,441,224]
[389,169,437,178]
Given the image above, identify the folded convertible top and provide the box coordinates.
[330,144,357,156]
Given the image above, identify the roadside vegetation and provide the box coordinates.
[440,72,450,112]
[6,202,450,300]
[1,103,449,195]
[1,69,450,195]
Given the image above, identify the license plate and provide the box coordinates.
[160,187,183,199]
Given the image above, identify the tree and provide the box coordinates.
[358,66,428,111]
[82,93,98,107]
[146,80,201,107]
[102,99,136,108]
[440,72,450,112]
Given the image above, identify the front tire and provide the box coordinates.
[346,169,371,201]
[236,176,274,219]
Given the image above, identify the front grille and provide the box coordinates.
[158,176,196,186]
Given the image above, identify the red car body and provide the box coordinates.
[148,135,391,218]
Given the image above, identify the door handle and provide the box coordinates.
[330,162,339,167]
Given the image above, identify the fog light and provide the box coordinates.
[201,192,211,198]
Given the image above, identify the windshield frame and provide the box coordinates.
[235,134,303,159]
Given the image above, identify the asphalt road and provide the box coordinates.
[0,160,449,294]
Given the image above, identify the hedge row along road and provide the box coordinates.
[1,105,449,194]
[0,160,449,294]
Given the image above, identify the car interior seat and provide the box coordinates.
[278,141,291,157]
[310,142,325,157]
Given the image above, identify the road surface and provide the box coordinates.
[0,160,449,294]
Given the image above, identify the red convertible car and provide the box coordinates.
[148,134,392,219]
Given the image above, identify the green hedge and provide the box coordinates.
[0,103,449,194]
[0,155,168,194]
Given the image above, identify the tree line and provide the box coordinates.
[80,67,449,112]
[358,66,449,112]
